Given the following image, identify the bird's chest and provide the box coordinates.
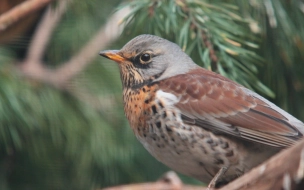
[122,87,250,183]
[123,85,159,135]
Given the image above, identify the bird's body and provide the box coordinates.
[100,34,304,187]
[123,78,278,184]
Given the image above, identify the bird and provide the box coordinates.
[99,34,304,188]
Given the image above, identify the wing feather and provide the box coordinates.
[159,68,304,147]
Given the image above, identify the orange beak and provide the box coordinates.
[99,50,126,63]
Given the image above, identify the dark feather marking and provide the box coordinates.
[156,121,161,128]
[151,105,157,114]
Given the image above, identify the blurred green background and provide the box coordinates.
[0,0,303,189]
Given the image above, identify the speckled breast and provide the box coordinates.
[122,84,158,135]
[122,84,245,184]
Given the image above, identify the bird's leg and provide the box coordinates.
[207,167,228,189]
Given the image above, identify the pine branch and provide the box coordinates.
[119,0,274,97]
[242,0,304,118]
[0,0,56,32]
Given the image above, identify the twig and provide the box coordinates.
[102,183,205,190]
[26,0,69,63]
[0,0,56,32]
[20,5,131,89]
[20,0,69,88]
[53,6,131,87]
[102,171,206,190]
[201,30,218,71]
[18,4,131,109]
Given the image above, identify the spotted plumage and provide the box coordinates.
[99,34,304,187]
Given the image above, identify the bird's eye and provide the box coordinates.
[140,53,151,63]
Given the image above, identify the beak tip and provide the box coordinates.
[98,50,124,63]
[99,51,106,57]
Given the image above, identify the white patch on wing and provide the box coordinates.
[156,90,180,106]
[155,90,182,123]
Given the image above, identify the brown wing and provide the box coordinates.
[159,68,304,147]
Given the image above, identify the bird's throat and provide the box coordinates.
[122,83,159,135]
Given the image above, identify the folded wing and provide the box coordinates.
[159,68,304,147]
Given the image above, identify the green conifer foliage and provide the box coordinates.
[0,0,303,189]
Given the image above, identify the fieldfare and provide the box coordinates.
[99,34,304,188]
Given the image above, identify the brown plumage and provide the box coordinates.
[99,34,304,187]
[159,69,302,147]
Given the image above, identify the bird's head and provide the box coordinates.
[99,34,197,89]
